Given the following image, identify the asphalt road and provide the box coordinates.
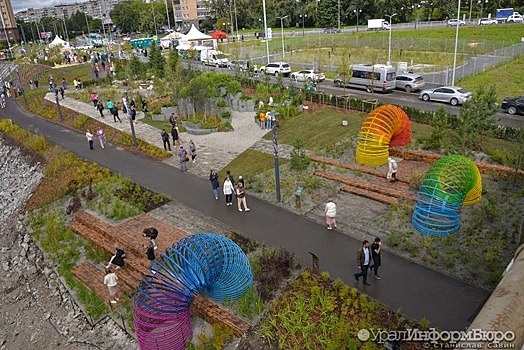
[1,97,490,331]
[188,62,523,128]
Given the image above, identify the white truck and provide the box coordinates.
[367,19,390,30]
[200,49,229,68]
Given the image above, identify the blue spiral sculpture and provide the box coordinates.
[412,155,482,236]
[134,233,253,350]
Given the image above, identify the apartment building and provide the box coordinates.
[0,0,19,43]
[15,0,122,23]
[173,0,210,31]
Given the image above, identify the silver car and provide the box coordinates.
[395,73,425,92]
[419,86,473,106]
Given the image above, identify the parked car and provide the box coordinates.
[258,62,291,77]
[395,73,426,92]
[290,70,326,82]
[324,27,341,33]
[227,60,249,71]
[501,96,524,115]
[478,18,498,25]
[419,86,473,106]
[447,19,466,26]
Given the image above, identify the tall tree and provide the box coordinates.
[148,44,166,78]
[452,86,498,155]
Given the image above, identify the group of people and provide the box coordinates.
[85,127,106,150]
[91,92,147,125]
[257,97,276,130]
[210,170,250,212]
[354,238,382,285]
[103,226,159,304]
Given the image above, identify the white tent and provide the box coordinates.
[49,36,70,49]
[160,32,184,49]
[183,25,212,41]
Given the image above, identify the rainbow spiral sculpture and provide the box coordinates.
[412,155,482,235]
[355,104,412,166]
[133,233,253,350]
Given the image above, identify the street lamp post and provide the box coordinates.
[354,9,362,32]
[478,0,488,19]
[385,13,396,65]
[164,0,171,31]
[451,0,462,85]
[262,0,269,64]
[338,0,341,31]
[276,15,288,59]
[300,14,307,36]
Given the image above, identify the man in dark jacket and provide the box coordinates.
[354,240,371,285]
[209,169,220,200]
[369,237,382,279]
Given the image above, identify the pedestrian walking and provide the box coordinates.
[111,105,122,123]
[189,140,196,163]
[103,267,119,304]
[59,86,65,99]
[387,157,398,182]
[169,113,176,127]
[96,127,106,149]
[354,240,371,285]
[62,77,67,89]
[236,182,250,212]
[86,130,94,150]
[161,129,171,151]
[178,145,188,172]
[129,106,137,124]
[369,238,382,280]
[96,100,104,118]
[106,245,126,270]
[223,176,234,206]
[141,98,148,113]
[73,79,78,90]
[209,169,220,200]
[325,197,337,230]
[171,124,180,146]
[90,92,98,107]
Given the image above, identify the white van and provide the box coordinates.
[200,49,229,68]
[334,64,396,93]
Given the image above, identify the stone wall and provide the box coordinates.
[0,136,136,349]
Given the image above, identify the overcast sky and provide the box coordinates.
[13,0,82,13]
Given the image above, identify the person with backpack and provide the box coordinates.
[178,145,188,172]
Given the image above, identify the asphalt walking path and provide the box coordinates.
[1,97,489,331]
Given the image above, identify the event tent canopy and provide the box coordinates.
[49,36,70,48]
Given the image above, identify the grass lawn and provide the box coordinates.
[262,107,364,151]
[218,149,288,181]
[458,55,524,102]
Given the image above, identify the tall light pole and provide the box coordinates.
[386,13,396,65]
[262,0,269,64]
[300,14,307,36]
[478,0,488,19]
[84,13,90,35]
[276,15,288,59]
[338,0,341,31]
[451,0,461,86]
[233,0,239,40]
[164,0,171,31]
[353,9,362,32]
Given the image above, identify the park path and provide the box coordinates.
[8,95,490,331]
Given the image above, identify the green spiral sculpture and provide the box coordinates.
[412,155,482,235]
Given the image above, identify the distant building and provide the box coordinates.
[168,0,211,32]
[0,0,19,43]
[15,0,122,23]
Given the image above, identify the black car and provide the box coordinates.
[501,96,524,115]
